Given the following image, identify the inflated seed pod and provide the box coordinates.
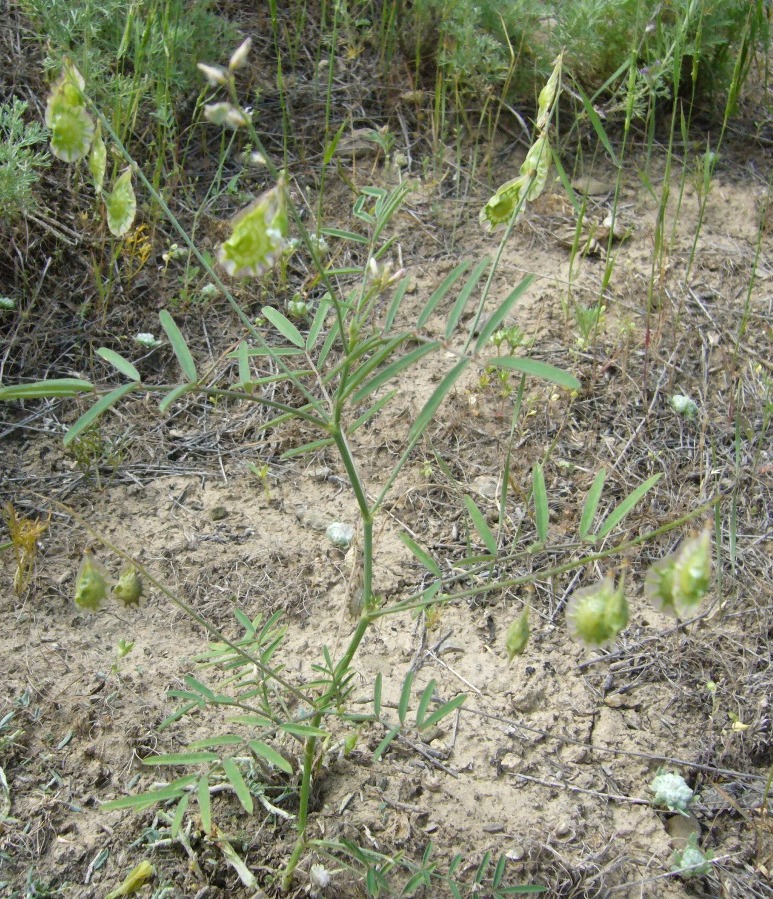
[672,529,711,616]
[74,553,109,611]
[645,528,712,618]
[566,573,627,647]
[644,552,678,615]
[505,605,530,661]
[113,566,143,606]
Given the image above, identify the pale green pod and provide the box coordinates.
[566,573,627,647]
[105,169,137,238]
[644,552,678,615]
[505,604,530,661]
[536,53,563,131]
[217,180,289,278]
[49,105,95,163]
[646,529,711,618]
[74,553,109,611]
[672,529,711,615]
[113,566,143,606]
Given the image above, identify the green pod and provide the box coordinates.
[672,529,711,616]
[74,553,109,611]
[566,573,627,647]
[505,604,530,661]
[113,566,143,606]
[644,553,678,615]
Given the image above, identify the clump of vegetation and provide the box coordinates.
[400,0,768,117]
[0,99,49,221]
[21,0,236,146]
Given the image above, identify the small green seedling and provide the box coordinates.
[671,832,713,878]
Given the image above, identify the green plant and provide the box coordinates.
[572,301,607,350]
[0,49,719,895]
[650,770,694,814]
[2,502,49,596]
[671,832,713,878]
[0,99,50,222]
[22,0,236,170]
[66,422,128,489]
[398,0,768,138]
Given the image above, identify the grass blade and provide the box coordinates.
[101,775,197,811]
[351,341,438,404]
[493,853,507,887]
[280,437,335,459]
[63,382,139,446]
[532,463,549,544]
[159,309,197,381]
[170,792,189,838]
[418,259,471,328]
[233,346,305,358]
[421,693,466,729]
[550,146,581,216]
[340,335,407,397]
[579,469,606,540]
[279,723,328,739]
[188,735,244,749]
[248,740,293,775]
[384,275,410,331]
[262,306,305,348]
[576,85,619,168]
[373,672,382,718]
[158,382,196,413]
[198,776,211,833]
[222,757,253,814]
[474,275,535,352]
[0,378,93,400]
[415,679,436,728]
[408,358,470,444]
[487,355,580,390]
[463,495,498,555]
[445,258,490,339]
[143,752,219,765]
[184,675,215,700]
[237,341,250,387]
[373,725,400,761]
[399,532,442,578]
[319,226,368,244]
[596,473,662,539]
[97,347,141,381]
[398,670,413,726]
[317,315,341,367]
[306,294,331,350]
[348,390,397,434]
